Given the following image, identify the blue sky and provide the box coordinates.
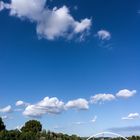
[0,0,140,137]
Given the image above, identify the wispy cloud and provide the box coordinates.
[137,10,140,14]
[108,126,140,132]
[0,1,4,11]
[73,121,87,125]
[16,100,29,107]
[1,115,8,120]
[97,30,111,41]
[90,94,116,104]
[91,116,97,123]
[73,116,97,125]
[122,113,140,120]
[1,115,13,120]
[0,105,12,113]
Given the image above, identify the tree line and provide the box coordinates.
[0,117,140,140]
[0,117,82,140]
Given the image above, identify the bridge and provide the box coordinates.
[87,132,128,140]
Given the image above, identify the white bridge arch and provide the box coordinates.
[87,132,128,140]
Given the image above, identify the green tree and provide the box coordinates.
[20,131,37,140]
[21,120,42,134]
[0,117,5,131]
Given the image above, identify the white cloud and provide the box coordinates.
[0,1,4,11]
[65,98,89,110]
[1,115,8,120]
[0,1,10,11]
[23,97,65,117]
[74,18,91,33]
[0,0,91,40]
[122,113,140,120]
[16,100,29,107]
[91,116,97,123]
[97,30,111,40]
[73,116,97,125]
[90,93,115,104]
[14,108,23,112]
[73,121,86,125]
[9,0,45,20]
[116,89,136,98]
[23,97,89,117]
[36,6,91,40]
[53,125,60,129]
[0,105,12,113]
[1,115,13,120]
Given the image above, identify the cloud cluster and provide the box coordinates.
[0,89,136,118]
[23,97,65,117]
[22,97,89,117]
[12,89,136,118]
[90,89,136,104]
[0,0,91,40]
[122,113,140,120]
[73,121,86,125]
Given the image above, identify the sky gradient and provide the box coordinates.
[0,0,140,137]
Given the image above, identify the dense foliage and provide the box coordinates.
[0,117,139,140]
[0,118,5,131]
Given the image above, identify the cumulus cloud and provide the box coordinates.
[9,0,46,19]
[23,97,65,117]
[0,0,91,40]
[74,18,91,33]
[22,97,89,118]
[90,93,115,104]
[0,105,12,113]
[12,88,138,118]
[122,113,140,120]
[116,89,136,98]
[97,30,111,40]
[65,98,89,110]
[36,6,91,40]
[16,100,29,107]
